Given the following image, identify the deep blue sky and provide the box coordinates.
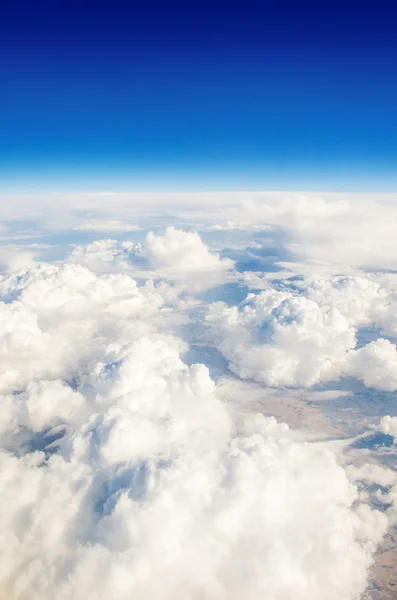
[1,1,397,192]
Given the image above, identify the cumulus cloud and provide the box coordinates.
[0,245,38,273]
[207,290,357,387]
[346,456,397,527]
[0,262,165,393]
[70,227,234,291]
[2,195,397,599]
[207,277,397,390]
[69,239,148,273]
[0,336,388,600]
[347,463,397,488]
[243,272,397,336]
[301,275,397,336]
[145,227,233,284]
[348,339,397,392]
[379,415,397,442]
[302,276,387,328]
[0,251,391,600]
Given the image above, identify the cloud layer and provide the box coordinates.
[0,331,388,600]
[0,222,396,599]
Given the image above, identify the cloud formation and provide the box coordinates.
[0,339,388,600]
[0,262,165,393]
[0,250,391,600]
[207,282,397,390]
[379,415,397,442]
[70,227,233,291]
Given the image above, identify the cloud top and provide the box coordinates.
[0,210,395,599]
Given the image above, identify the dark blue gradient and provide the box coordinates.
[1,1,397,190]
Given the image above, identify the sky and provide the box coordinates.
[3,5,397,598]
[1,1,397,192]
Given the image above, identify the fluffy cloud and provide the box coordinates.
[379,415,397,442]
[74,221,141,233]
[348,339,397,392]
[347,463,397,488]
[346,456,397,527]
[0,262,165,393]
[243,272,397,337]
[2,197,397,599]
[0,380,86,437]
[69,239,148,273]
[302,275,397,336]
[302,276,387,328]
[70,227,234,291]
[207,276,397,390]
[207,291,356,387]
[0,334,388,600]
[0,252,391,600]
[146,227,233,284]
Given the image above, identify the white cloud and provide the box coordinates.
[301,275,397,336]
[69,239,147,273]
[0,379,87,440]
[0,336,388,600]
[70,227,234,291]
[243,272,397,337]
[347,463,397,488]
[0,251,390,600]
[379,415,397,442]
[346,458,397,527]
[74,221,141,233]
[3,190,396,271]
[302,276,387,328]
[145,227,233,288]
[0,262,165,393]
[348,339,397,392]
[207,290,356,387]
[0,245,38,273]
[207,278,397,390]
[1,193,397,598]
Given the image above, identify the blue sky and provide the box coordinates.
[1,2,397,192]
